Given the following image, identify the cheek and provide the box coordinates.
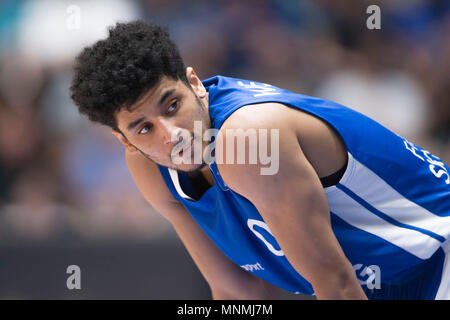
[189,102,209,126]
[130,136,156,154]
[147,137,177,157]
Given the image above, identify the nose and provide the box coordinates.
[156,117,181,145]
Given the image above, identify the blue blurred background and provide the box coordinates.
[0,0,449,299]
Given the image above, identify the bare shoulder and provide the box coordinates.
[221,101,336,137]
[220,102,348,178]
[221,102,295,131]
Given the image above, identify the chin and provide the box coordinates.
[177,162,206,173]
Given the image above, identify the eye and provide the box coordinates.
[166,100,179,114]
[138,124,151,135]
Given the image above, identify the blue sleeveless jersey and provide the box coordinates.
[157,76,450,299]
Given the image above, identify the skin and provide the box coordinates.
[113,67,211,174]
[112,67,367,299]
[216,103,366,299]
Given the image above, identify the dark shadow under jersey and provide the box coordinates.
[183,162,348,202]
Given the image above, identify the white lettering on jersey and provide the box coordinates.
[240,262,265,272]
[247,219,284,256]
[237,81,281,97]
[353,264,381,289]
[404,139,450,184]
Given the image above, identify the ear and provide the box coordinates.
[186,66,207,99]
[111,129,137,154]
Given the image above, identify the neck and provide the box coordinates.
[203,91,210,112]
[186,165,214,187]
[200,163,215,187]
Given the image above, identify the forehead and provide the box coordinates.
[115,77,184,127]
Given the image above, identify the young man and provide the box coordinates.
[70,21,450,300]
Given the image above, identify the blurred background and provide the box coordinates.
[0,0,449,299]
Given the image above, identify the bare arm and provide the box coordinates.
[124,150,284,299]
[216,103,367,300]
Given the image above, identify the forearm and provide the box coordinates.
[211,276,283,300]
[312,269,368,300]
[211,289,278,300]
[212,288,242,300]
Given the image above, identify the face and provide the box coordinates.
[113,67,211,172]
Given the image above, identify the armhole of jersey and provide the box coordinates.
[324,152,356,194]
[156,165,187,202]
[320,161,348,188]
[168,168,195,201]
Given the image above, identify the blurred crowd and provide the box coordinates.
[0,0,449,243]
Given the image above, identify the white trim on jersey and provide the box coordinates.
[326,152,449,260]
[168,168,195,201]
[343,154,450,240]
[435,239,450,299]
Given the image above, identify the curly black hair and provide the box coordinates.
[70,21,188,129]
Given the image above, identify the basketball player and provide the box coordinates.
[70,21,450,299]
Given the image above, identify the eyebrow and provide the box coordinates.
[127,116,146,132]
[157,87,176,107]
[126,87,176,132]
